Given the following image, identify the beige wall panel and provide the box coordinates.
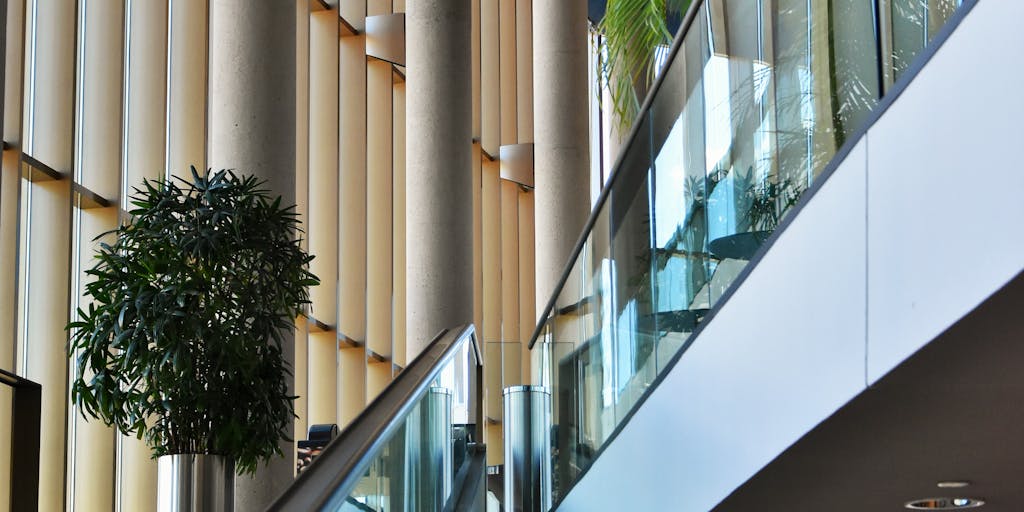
[338,34,367,342]
[117,435,157,512]
[471,0,481,139]
[515,0,533,142]
[0,153,17,509]
[481,160,501,343]
[482,161,502,428]
[366,59,393,359]
[365,360,391,403]
[308,10,339,326]
[480,0,499,155]
[392,82,407,367]
[0,0,21,476]
[25,0,75,170]
[294,319,309,448]
[498,0,517,145]
[485,422,502,465]
[500,180,519,343]
[77,0,124,200]
[517,190,535,382]
[3,0,25,143]
[392,0,405,13]
[295,0,311,446]
[24,179,72,512]
[337,347,366,428]
[166,0,207,179]
[472,145,483,342]
[117,8,166,501]
[307,331,337,425]
[123,0,168,199]
[367,0,390,17]
[296,0,310,250]
[70,208,118,512]
[484,341,502,423]
[501,339,522,387]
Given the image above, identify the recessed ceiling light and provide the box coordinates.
[904,497,985,509]
[937,481,971,489]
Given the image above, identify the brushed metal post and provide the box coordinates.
[503,385,552,512]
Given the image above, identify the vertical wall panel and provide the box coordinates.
[471,0,481,139]
[117,3,166,509]
[365,58,393,359]
[337,347,366,427]
[70,209,118,512]
[123,0,167,193]
[294,0,311,446]
[23,178,72,512]
[165,0,206,179]
[0,0,25,502]
[480,0,499,155]
[22,1,76,509]
[392,81,406,368]
[307,331,337,425]
[515,0,532,142]
[472,144,483,349]
[499,0,517,144]
[69,1,124,509]
[500,180,519,343]
[481,160,501,343]
[338,31,367,343]
[481,159,502,464]
[308,10,338,326]
[518,190,535,382]
[76,0,123,197]
[306,9,339,426]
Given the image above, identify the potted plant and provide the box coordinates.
[67,168,318,511]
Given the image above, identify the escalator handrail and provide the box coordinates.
[268,324,482,511]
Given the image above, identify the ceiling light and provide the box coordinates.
[936,481,971,489]
[904,497,985,509]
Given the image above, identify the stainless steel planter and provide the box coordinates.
[158,454,234,512]
[503,385,552,512]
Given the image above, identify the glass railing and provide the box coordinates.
[270,325,482,511]
[529,0,967,504]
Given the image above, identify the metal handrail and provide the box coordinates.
[268,324,482,511]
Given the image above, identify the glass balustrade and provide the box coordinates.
[272,326,482,512]
[529,0,966,504]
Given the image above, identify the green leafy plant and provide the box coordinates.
[67,168,318,475]
[599,0,693,129]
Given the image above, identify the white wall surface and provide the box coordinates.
[557,1,1024,509]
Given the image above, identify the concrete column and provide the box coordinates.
[533,1,591,315]
[406,0,473,359]
[207,1,296,509]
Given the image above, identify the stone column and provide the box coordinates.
[406,0,473,359]
[207,1,296,509]
[533,0,591,314]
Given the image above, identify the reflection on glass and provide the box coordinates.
[533,0,965,503]
[329,340,478,511]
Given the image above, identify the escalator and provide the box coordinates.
[268,0,1017,510]
[269,325,486,511]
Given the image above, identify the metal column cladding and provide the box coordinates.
[503,385,552,512]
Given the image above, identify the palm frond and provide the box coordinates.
[599,0,693,130]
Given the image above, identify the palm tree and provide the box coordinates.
[599,0,693,130]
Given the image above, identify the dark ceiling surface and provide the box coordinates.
[713,271,1024,512]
